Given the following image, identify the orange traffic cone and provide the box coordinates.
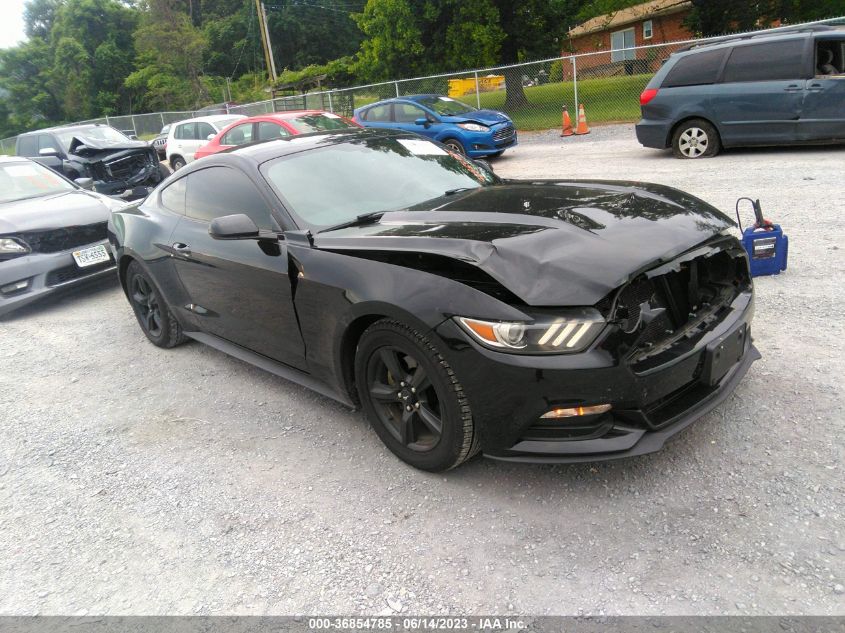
[560,105,574,137]
[575,104,590,135]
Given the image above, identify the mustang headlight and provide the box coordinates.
[0,237,31,256]
[456,308,605,354]
[457,123,489,133]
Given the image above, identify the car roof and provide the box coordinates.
[0,155,31,164]
[17,123,110,137]
[174,114,247,125]
[675,24,845,56]
[182,128,413,168]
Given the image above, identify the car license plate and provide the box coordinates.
[702,323,748,386]
[72,244,110,268]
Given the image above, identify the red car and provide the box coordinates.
[194,110,360,160]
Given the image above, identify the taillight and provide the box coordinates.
[640,88,659,106]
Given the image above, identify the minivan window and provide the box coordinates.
[722,39,807,83]
[663,49,727,87]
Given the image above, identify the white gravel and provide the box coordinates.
[0,125,843,616]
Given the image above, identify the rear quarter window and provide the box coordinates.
[722,39,807,83]
[663,49,727,87]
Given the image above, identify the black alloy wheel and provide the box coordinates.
[367,345,442,452]
[355,320,478,471]
[125,260,186,348]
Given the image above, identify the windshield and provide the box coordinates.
[0,161,76,203]
[285,113,356,134]
[416,96,476,116]
[262,136,495,230]
[56,126,131,151]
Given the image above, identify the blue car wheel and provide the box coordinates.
[442,138,466,155]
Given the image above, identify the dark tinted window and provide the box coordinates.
[257,121,289,141]
[175,123,196,140]
[394,103,426,123]
[663,49,727,87]
[196,122,216,139]
[16,135,38,156]
[221,123,254,146]
[723,39,806,83]
[160,177,186,214]
[363,104,391,122]
[184,166,276,230]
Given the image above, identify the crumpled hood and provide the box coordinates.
[69,136,151,155]
[0,190,114,235]
[443,109,510,126]
[313,180,735,306]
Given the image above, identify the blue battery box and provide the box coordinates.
[736,198,788,277]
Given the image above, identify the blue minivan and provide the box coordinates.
[353,95,517,158]
[636,26,845,158]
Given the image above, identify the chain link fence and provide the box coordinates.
[1,17,840,156]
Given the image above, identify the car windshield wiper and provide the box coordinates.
[444,187,477,196]
[318,211,386,234]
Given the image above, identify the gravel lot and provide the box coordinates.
[1,125,843,616]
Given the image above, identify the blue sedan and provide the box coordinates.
[353,94,517,158]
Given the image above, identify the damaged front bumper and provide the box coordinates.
[433,289,758,464]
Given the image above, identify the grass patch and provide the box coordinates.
[350,73,652,131]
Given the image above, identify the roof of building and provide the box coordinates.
[569,0,692,37]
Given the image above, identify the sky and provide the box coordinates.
[0,0,28,49]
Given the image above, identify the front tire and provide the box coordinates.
[442,138,466,155]
[169,155,186,170]
[672,119,720,159]
[126,260,186,349]
[355,320,478,471]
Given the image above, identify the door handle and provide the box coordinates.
[784,85,802,92]
[171,242,191,256]
[807,83,824,92]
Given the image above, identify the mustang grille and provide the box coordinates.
[493,124,515,141]
[18,222,108,254]
[609,242,750,369]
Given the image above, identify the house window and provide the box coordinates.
[643,19,654,40]
[611,28,636,62]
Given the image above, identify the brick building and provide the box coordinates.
[566,0,693,74]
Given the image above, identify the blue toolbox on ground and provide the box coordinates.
[736,198,788,277]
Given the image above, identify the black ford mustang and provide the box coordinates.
[108,129,759,471]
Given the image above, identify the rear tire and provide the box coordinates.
[671,119,720,159]
[170,155,186,170]
[126,260,186,349]
[355,319,478,471]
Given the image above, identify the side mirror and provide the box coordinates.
[209,213,261,240]
[129,134,139,140]
[39,147,59,157]
[474,159,494,173]
[414,118,429,127]
[74,177,94,190]
[207,133,215,141]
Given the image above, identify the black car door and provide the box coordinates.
[169,165,307,371]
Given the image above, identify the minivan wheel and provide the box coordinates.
[355,319,478,471]
[672,119,720,159]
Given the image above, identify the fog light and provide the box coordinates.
[1,279,30,295]
[541,404,611,419]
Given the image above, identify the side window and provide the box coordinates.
[221,123,254,146]
[160,177,187,214]
[394,103,426,123]
[175,123,195,140]
[663,49,727,88]
[722,39,807,83]
[257,121,290,141]
[196,122,216,140]
[816,40,845,76]
[38,135,59,153]
[16,135,38,156]
[364,104,391,122]
[184,166,277,231]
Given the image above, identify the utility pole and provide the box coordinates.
[255,0,277,82]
